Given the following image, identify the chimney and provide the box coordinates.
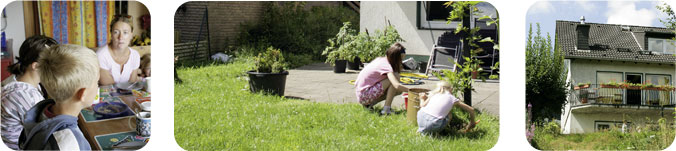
[576,22,591,50]
[580,16,586,24]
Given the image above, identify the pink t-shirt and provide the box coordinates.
[355,57,393,93]
[421,92,460,119]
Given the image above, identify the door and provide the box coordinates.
[626,74,642,105]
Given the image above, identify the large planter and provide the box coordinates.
[347,57,361,70]
[247,70,289,96]
[334,60,347,73]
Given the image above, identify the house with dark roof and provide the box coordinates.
[558,18,676,134]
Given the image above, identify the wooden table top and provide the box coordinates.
[77,95,143,150]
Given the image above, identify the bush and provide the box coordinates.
[526,23,568,122]
[238,2,359,61]
[254,47,287,73]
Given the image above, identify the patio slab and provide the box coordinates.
[285,62,500,116]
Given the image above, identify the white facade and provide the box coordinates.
[561,59,676,134]
[359,1,497,56]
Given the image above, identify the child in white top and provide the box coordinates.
[417,81,476,134]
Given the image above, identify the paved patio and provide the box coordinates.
[285,62,500,116]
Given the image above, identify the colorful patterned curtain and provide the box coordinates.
[38,1,114,48]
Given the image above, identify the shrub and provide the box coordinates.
[238,2,359,61]
[254,47,287,73]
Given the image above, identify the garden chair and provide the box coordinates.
[425,32,462,76]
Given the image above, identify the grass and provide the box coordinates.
[174,59,499,150]
[531,121,675,150]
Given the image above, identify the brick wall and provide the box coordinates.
[175,1,347,54]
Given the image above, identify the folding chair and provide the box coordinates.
[425,32,462,76]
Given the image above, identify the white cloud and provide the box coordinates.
[575,1,597,12]
[529,1,554,14]
[605,1,657,26]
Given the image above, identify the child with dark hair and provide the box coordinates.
[354,42,410,115]
[1,35,57,150]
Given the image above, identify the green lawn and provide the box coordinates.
[174,59,499,150]
[532,121,675,150]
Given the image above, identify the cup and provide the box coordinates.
[144,77,151,93]
[92,88,100,105]
[129,111,151,137]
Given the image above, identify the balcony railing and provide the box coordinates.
[570,84,675,106]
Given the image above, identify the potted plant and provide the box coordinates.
[600,81,620,88]
[579,90,589,104]
[642,83,660,91]
[247,47,289,96]
[623,82,641,90]
[574,82,590,90]
[347,56,361,70]
[660,85,675,91]
[323,22,358,73]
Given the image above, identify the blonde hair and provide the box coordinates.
[140,53,150,70]
[429,81,452,97]
[38,44,99,102]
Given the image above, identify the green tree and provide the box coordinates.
[526,23,568,122]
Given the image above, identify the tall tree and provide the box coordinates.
[526,23,568,122]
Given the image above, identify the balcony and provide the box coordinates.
[570,84,675,108]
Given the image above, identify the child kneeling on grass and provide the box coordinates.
[417,81,476,135]
[19,44,99,150]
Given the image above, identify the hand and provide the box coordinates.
[420,93,428,100]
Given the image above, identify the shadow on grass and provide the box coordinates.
[176,59,228,68]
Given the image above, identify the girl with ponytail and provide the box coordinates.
[1,35,57,150]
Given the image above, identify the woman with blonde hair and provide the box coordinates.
[97,14,142,85]
[417,81,476,134]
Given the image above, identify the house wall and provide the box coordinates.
[128,1,150,38]
[360,1,444,56]
[562,59,675,133]
[565,110,675,133]
[360,1,497,56]
[569,59,675,85]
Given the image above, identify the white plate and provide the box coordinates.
[115,82,144,91]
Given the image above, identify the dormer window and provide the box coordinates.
[647,38,675,55]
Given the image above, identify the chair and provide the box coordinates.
[425,32,462,76]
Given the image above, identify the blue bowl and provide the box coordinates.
[93,102,132,119]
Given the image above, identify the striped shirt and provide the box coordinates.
[1,81,44,150]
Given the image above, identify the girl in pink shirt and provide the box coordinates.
[417,81,476,134]
[355,43,409,115]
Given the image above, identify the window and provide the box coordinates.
[597,72,622,84]
[595,121,627,132]
[417,2,497,30]
[648,38,676,54]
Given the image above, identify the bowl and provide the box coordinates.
[93,102,132,119]
[140,102,151,111]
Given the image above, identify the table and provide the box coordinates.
[77,85,150,150]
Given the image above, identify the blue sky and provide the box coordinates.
[526,1,671,39]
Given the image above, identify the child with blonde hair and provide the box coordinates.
[417,81,476,134]
[19,44,99,150]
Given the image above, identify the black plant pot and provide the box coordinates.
[347,57,361,70]
[247,70,289,96]
[419,61,428,73]
[334,60,347,73]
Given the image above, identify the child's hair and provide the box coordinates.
[140,53,150,71]
[386,42,406,73]
[8,35,58,75]
[139,53,150,76]
[110,14,134,32]
[38,44,99,102]
[429,81,452,97]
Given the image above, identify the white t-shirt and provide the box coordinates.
[421,92,460,119]
[96,46,140,84]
